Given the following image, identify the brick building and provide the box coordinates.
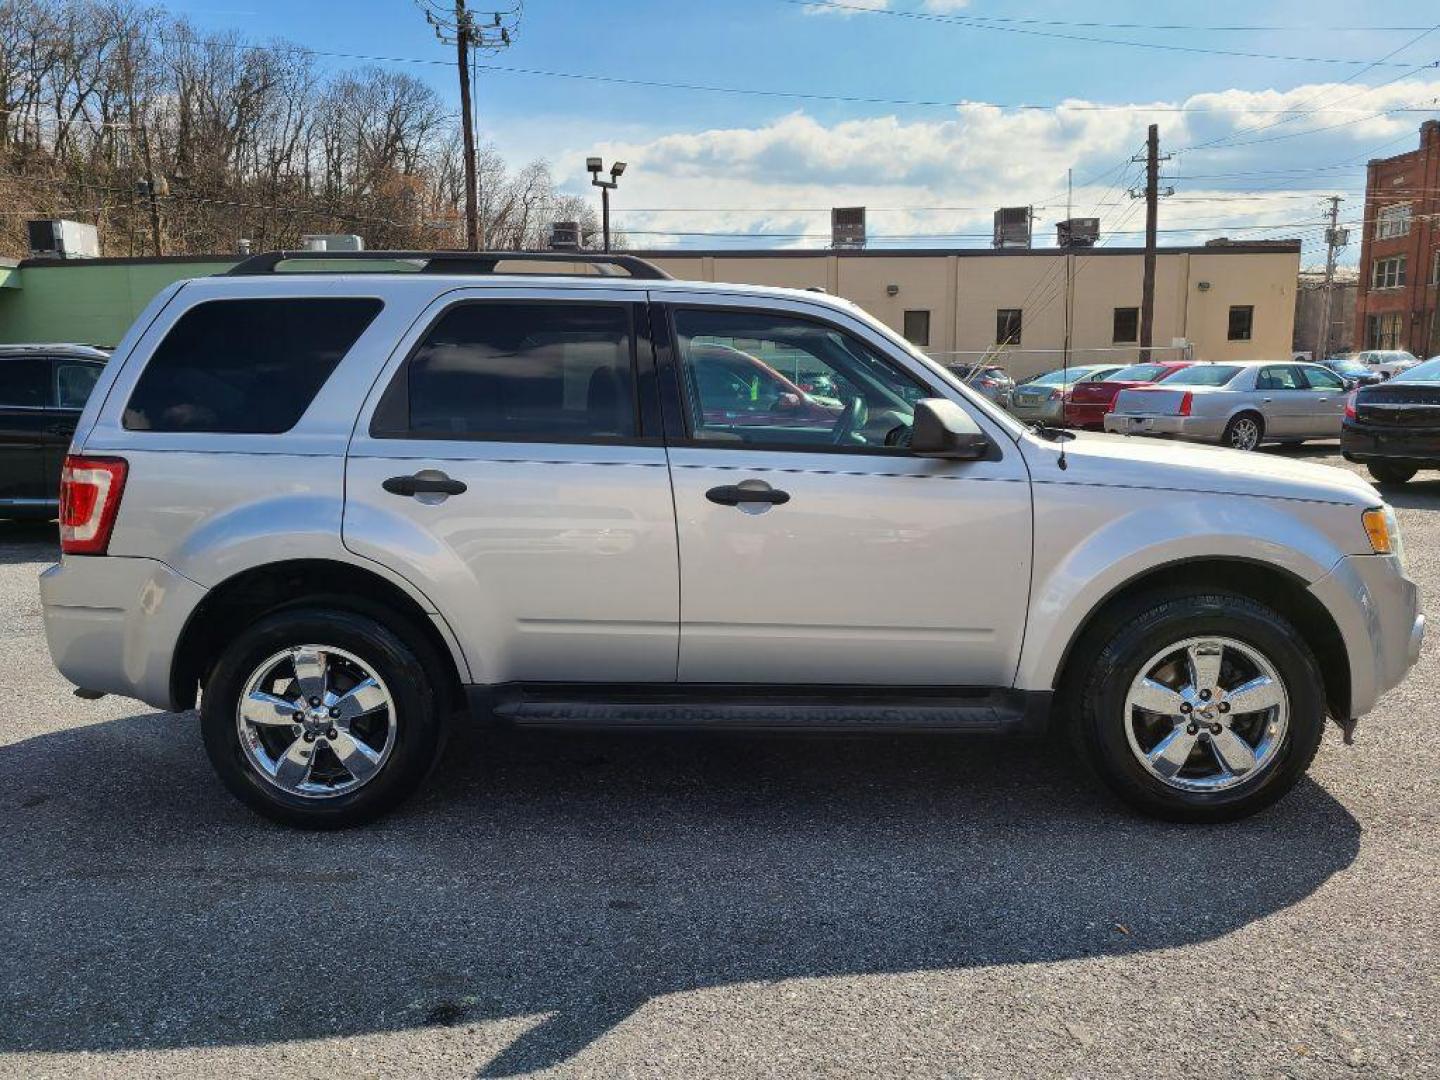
[1353,120,1440,357]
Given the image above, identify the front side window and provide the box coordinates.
[1227,305,1254,341]
[672,307,925,451]
[1372,256,1406,290]
[379,302,637,441]
[125,298,381,432]
[0,357,50,408]
[1302,366,1345,390]
[902,309,931,347]
[1376,203,1411,240]
[996,308,1022,347]
[56,362,102,409]
[1112,307,1139,344]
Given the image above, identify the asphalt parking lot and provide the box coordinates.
[1,444,1437,1079]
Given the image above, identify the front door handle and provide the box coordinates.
[706,483,790,507]
[383,471,467,498]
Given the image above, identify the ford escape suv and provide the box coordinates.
[40,251,1423,828]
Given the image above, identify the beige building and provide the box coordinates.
[637,242,1300,381]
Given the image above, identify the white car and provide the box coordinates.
[39,251,1423,828]
[1354,349,1420,378]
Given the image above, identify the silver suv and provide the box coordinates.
[41,251,1423,828]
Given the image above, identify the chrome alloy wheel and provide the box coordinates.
[1228,417,1261,451]
[1123,636,1289,793]
[236,645,397,799]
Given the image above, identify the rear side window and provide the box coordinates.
[373,302,637,441]
[56,361,102,408]
[123,298,381,432]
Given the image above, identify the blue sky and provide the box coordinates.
[166,0,1440,261]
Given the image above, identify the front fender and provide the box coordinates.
[1015,485,1350,692]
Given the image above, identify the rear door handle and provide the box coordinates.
[706,483,790,507]
[383,472,467,497]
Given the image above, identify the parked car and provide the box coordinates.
[1062,360,1193,429]
[41,250,1421,829]
[946,363,1015,407]
[1008,364,1122,423]
[0,344,109,519]
[1104,361,1350,450]
[1342,355,1440,485]
[1317,355,1382,387]
[1354,349,1420,379]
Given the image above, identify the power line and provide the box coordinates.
[789,0,1438,66]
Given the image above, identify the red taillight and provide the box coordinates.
[60,455,127,555]
[1344,390,1358,420]
[1178,391,1193,417]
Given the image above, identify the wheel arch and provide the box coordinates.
[169,558,469,712]
[1050,556,1350,723]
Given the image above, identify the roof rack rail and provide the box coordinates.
[222,249,671,280]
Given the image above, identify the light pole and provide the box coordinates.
[587,157,626,252]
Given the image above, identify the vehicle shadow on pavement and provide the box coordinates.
[0,712,1360,1076]
[0,520,57,565]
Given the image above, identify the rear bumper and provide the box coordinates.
[1341,422,1440,466]
[40,555,207,711]
[1307,553,1423,719]
[1063,402,1112,429]
[1009,396,1064,422]
[1102,413,1225,440]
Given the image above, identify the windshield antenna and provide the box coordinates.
[1057,170,1073,470]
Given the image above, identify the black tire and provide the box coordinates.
[1221,412,1265,451]
[201,607,445,829]
[1368,462,1417,486]
[1069,590,1326,823]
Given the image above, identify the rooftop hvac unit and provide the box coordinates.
[300,233,365,252]
[993,207,1031,249]
[831,207,866,249]
[1056,217,1100,248]
[549,221,583,251]
[26,219,100,259]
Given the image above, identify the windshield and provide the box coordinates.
[1107,363,1168,382]
[1393,357,1440,383]
[1160,365,1242,387]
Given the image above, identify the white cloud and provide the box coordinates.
[921,0,970,10]
[801,0,889,16]
[547,79,1439,260]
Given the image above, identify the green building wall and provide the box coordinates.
[0,257,236,348]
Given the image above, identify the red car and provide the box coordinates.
[1063,360,1193,430]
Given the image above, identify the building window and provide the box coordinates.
[1375,203,1412,240]
[1112,307,1139,343]
[1372,256,1407,290]
[903,309,931,347]
[1367,313,1404,350]
[1227,305,1254,342]
[996,308,1022,347]
[1431,248,1440,285]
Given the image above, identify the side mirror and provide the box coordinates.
[910,398,992,460]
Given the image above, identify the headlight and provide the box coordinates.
[1362,505,1405,564]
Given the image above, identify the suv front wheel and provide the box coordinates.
[1073,591,1325,822]
[201,608,444,828]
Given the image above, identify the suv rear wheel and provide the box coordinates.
[1072,591,1325,822]
[201,608,444,828]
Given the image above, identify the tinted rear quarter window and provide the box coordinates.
[0,357,50,407]
[124,298,382,432]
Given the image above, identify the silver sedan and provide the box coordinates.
[1103,361,1351,450]
[1008,364,1122,422]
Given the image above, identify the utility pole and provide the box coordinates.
[1138,125,1160,363]
[136,119,163,257]
[1063,168,1073,378]
[421,2,519,250]
[455,0,479,250]
[1318,196,1346,361]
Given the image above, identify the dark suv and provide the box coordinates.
[0,344,109,519]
